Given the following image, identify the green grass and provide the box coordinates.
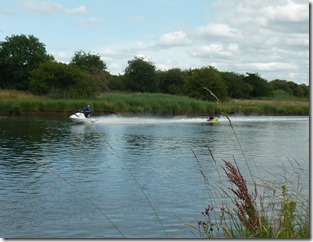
[0,89,309,116]
[266,90,309,101]
[222,99,309,115]
[97,92,217,115]
[0,90,218,116]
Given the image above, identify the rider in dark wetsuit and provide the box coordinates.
[81,105,92,118]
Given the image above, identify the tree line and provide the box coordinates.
[0,34,309,101]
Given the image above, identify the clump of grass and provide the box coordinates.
[196,160,309,238]
[0,89,309,115]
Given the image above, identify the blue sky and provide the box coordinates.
[0,0,309,85]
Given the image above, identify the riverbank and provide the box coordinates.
[0,90,309,116]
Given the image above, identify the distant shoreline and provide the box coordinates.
[0,90,309,116]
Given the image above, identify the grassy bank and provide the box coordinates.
[0,89,309,116]
[222,99,309,115]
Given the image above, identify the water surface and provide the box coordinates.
[0,115,309,238]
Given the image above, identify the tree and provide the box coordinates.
[108,74,127,91]
[297,84,309,98]
[286,81,308,97]
[157,68,185,95]
[124,57,158,92]
[29,62,97,98]
[70,50,109,93]
[270,79,293,94]
[184,66,228,101]
[70,50,107,72]
[221,71,253,99]
[244,73,273,98]
[0,34,53,90]
[270,79,309,98]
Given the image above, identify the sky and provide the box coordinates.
[0,0,309,85]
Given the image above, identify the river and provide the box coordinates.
[0,115,309,238]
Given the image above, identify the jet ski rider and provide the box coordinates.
[80,104,92,118]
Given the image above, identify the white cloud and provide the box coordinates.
[100,48,121,57]
[50,50,72,63]
[285,33,309,48]
[189,43,237,59]
[236,62,298,71]
[262,0,308,22]
[190,0,309,84]
[155,58,180,71]
[228,43,239,52]
[79,17,103,27]
[212,0,308,33]
[195,23,240,38]
[108,62,124,74]
[66,5,87,14]
[158,31,190,47]
[134,41,148,49]
[21,0,87,15]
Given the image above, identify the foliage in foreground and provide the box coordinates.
[195,160,309,239]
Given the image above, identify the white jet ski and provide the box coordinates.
[69,112,96,124]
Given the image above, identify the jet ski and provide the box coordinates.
[69,112,96,124]
[207,116,219,124]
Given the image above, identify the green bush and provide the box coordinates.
[29,62,97,98]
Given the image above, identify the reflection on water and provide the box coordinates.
[0,115,309,238]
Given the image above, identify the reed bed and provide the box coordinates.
[0,90,218,116]
[221,99,309,115]
[0,89,309,116]
[97,92,216,115]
